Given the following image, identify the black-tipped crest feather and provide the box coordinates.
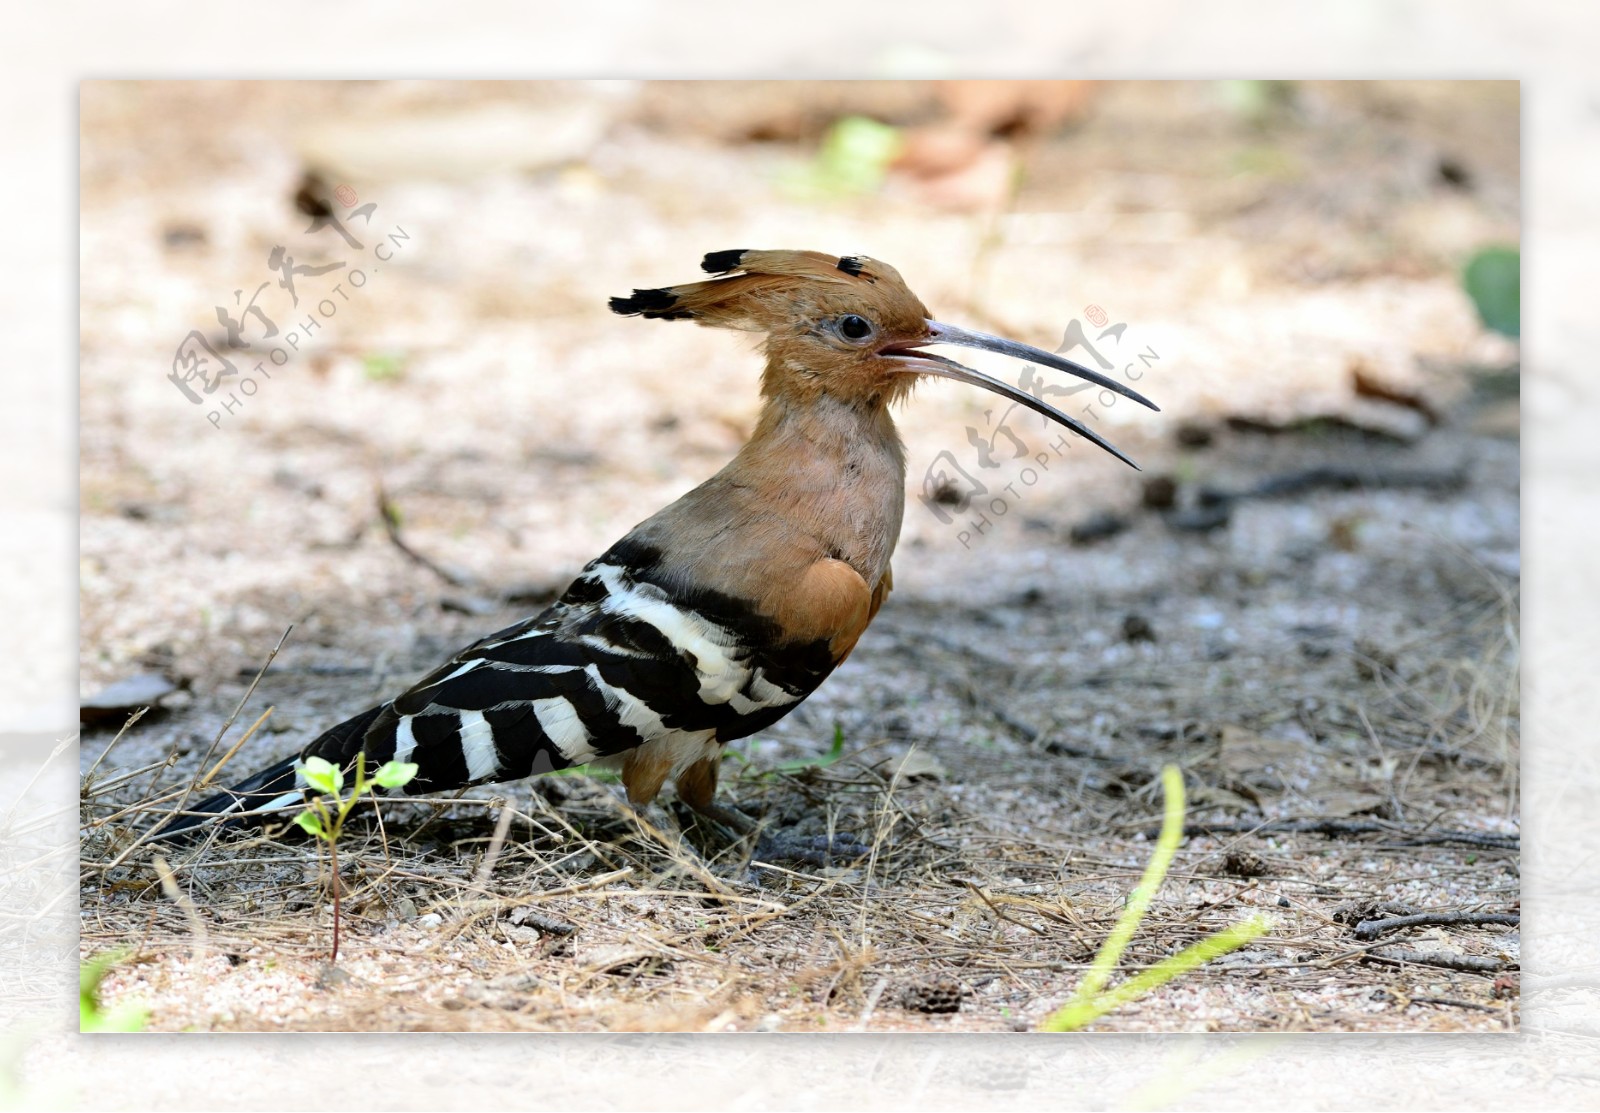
[609,287,690,319]
[700,249,747,274]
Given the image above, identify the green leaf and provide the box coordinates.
[1217,80,1298,125]
[82,1000,152,1033]
[80,951,150,1033]
[300,756,342,796]
[80,951,119,1013]
[294,810,327,839]
[372,761,419,789]
[1463,246,1520,338]
[362,352,407,381]
[780,115,904,200]
[818,116,901,192]
[548,765,621,782]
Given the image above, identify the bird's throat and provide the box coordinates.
[736,391,908,581]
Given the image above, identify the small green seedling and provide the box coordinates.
[768,723,847,775]
[1040,765,1271,1031]
[723,724,847,778]
[294,754,418,963]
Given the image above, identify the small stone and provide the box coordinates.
[1220,849,1269,878]
[899,977,963,1014]
[1141,475,1178,510]
[315,964,354,989]
[162,222,208,248]
[1070,511,1128,545]
[79,674,181,727]
[1122,614,1156,643]
[1167,505,1231,533]
[1354,639,1398,681]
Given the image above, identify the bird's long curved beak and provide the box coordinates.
[884,320,1159,471]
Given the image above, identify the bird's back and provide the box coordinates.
[310,533,843,795]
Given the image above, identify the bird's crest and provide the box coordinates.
[609,250,928,334]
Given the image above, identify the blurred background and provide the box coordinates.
[79,79,1518,694]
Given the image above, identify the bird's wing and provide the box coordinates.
[305,542,841,796]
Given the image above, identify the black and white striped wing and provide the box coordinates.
[304,541,839,796]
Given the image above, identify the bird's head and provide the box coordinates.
[610,249,1158,468]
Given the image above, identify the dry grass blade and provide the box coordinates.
[98,628,293,872]
[83,710,145,785]
[197,706,274,788]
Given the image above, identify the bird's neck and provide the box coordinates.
[727,388,908,579]
[628,386,908,605]
[746,389,906,471]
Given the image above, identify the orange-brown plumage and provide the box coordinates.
[602,249,1159,819]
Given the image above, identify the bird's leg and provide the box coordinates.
[675,757,870,867]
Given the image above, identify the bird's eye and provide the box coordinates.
[837,314,874,342]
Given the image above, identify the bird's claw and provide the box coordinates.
[674,800,869,867]
[752,829,871,867]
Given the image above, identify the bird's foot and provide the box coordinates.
[682,801,869,867]
[751,829,871,867]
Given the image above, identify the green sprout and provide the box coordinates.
[294,754,418,963]
[723,724,848,778]
[1040,765,1271,1032]
[768,723,847,775]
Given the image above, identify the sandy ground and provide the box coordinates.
[75,80,1519,1033]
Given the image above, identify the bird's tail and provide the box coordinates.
[147,710,390,837]
[144,703,390,842]
[144,754,306,842]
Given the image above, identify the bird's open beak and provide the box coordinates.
[884,320,1159,470]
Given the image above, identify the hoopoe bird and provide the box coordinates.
[152,249,1156,860]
